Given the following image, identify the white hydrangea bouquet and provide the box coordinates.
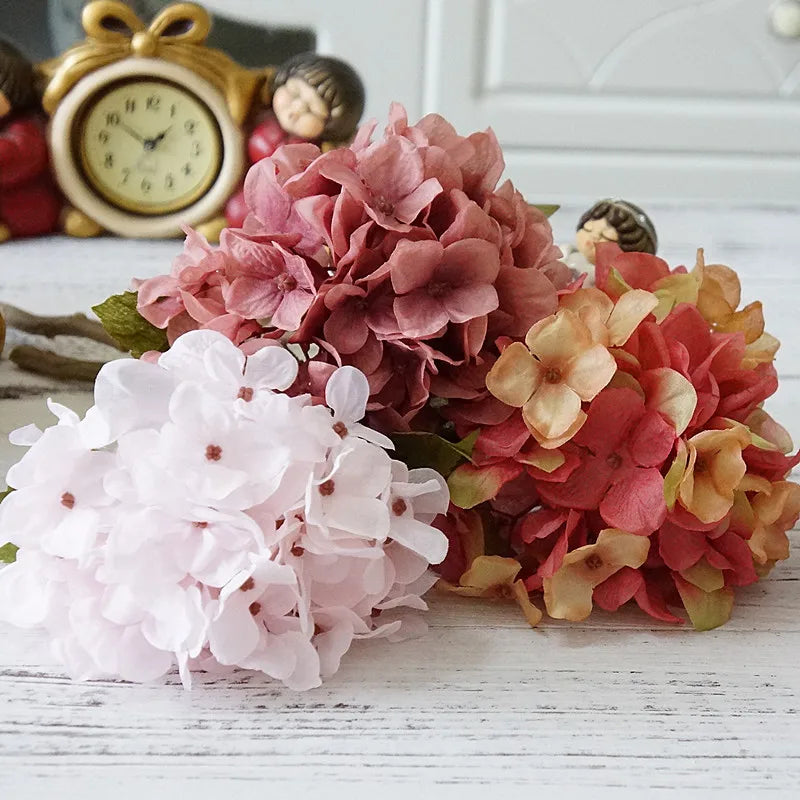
[0,331,448,689]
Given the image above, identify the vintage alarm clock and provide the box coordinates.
[40,1,262,238]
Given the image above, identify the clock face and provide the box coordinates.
[77,78,223,215]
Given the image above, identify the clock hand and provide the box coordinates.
[144,126,172,151]
[118,121,146,144]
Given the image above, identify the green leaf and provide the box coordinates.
[0,486,12,504]
[92,292,169,358]
[531,204,560,218]
[674,574,734,631]
[0,542,18,563]
[391,430,478,478]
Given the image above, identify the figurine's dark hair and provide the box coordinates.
[577,199,658,255]
[273,52,365,141]
[0,40,36,114]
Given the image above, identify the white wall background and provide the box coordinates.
[206,0,800,205]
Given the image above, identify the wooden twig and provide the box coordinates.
[8,346,105,383]
[0,303,124,350]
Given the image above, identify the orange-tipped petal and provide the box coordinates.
[523,381,582,439]
[742,332,780,369]
[525,409,588,450]
[606,289,658,346]
[459,555,521,591]
[512,580,543,627]
[746,408,794,454]
[558,288,614,344]
[703,263,741,310]
[563,343,617,401]
[717,301,765,344]
[524,309,592,363]
[515,444,565,472]
[485,341,542,407]
[595,528,651,569]
[652,273,701,322]
[641,367,698,436]
[543,529,650,621]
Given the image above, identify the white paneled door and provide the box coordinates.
[213,0,800,204]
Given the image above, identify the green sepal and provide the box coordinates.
[92,291,169,358]
[0,488,17,562]
[531,204,560,218]
[0,543,18,564]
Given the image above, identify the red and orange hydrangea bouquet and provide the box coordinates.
[1,103,797,688]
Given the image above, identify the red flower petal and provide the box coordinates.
[628,408,677,468]
[600,466,667,535]
[658,523,707,570]
[574,388,644,456]
[593,567,645,612]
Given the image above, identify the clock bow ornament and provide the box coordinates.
[40,1,260,125]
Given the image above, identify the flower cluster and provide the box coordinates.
[135,103,570,431]
[0,331,449,689]
[88,103,798,637]
[439,245,799,630]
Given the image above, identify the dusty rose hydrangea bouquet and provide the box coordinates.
[1,103,797,689]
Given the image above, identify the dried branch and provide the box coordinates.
[0,303,124,350]
[8,346,105,383]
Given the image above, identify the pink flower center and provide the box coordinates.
[318,479,336,496]
[240,577,255,592]
[427,280,451,299]
[332,421,348,438]
[205,444,223,462]
[291,545,305,557]
[606,453,622,469]
[60,492,75,510]
[585,553,604,570]
[249,601,261,616]
[374,195,395,215]
[392,498,408,516]
[238,386,254,402]
[193,521,209,529]
[275,273,298,293]
[543,367,562,384]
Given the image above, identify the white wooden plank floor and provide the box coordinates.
[0,205,798,797]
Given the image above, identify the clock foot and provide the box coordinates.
[0,223,11,244]
[195,215,228,244]
[61,207,103,238]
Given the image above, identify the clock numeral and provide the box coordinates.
[184,119,196,135]
[98,130,109,144]
[191,141,202,157]
[104,152,114,169]
[105,112,120,126]
[146,95,161,111]
[165,173,175,190]
[141,178,152,194]
[121,167,131,185]
[125,98,136,113]
[170,103,177,118]
[182,162,192,176]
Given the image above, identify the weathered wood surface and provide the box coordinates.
[0,206,798,797]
